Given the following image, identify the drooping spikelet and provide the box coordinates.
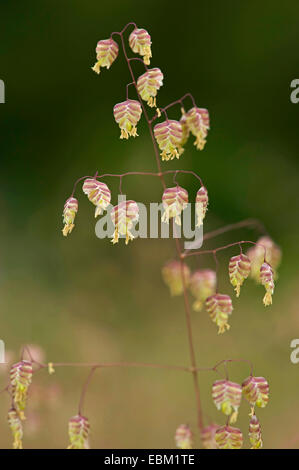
[189,269,216,311]
[215,425,243,449]
[195,186,209,227]
[249,414,263,449]
[10,360,33,419]
[154,120,183,161]
[229,253,251,297]
[242,376,269,414]
[161,186,188,225]
[8,408,23,449]
[137,68,163,107]
[113,100,142,139]
[200,423,220,449]
[129,28,152,65]
[82,179,111,218]
[162,260,191,296]
[185,107,210,150]
[91,38,119,74]
[246,236,281,282]
[212,379,242,423]
[111,200,139,245]
[174,424,193,449]
[62,197,78,237]
[67,414,90,449]
[205,294,233,334]
[260,262,274,306]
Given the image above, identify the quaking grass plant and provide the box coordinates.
[3,22,281,450]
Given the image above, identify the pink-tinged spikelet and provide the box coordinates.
[189,269,216,312]
[10,361,33,419]
[129,28,152,65]
[195,186,209,227]
[91,38,119,74]
[82,179,111,218]
[249,414,263,449]
[137,68,163,107]
[174,424,193,449]
[200,423,220,449]
[246,236,281,282]
[113,100,142,139]
[62,197,78,237]
[162,186,188,225]
[212,380,242,423]
[205,293,233,334]
[154,120,183,161]
[185,107,210,150]
[162,260,191,296]
[111,200,139,245]
[260,262,274,306]
[8,408,23,449]
[242,376,269,413]
[229,253,251,297]
[67,414,90,449]
[215,425,243,449]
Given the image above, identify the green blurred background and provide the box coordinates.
[0,0,299,448]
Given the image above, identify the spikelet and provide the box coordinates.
[82,178,111,218]
[154,120,183,161]
[242,376,269,414]
[111,200,139,245]
[113,100,142,139]
[8,408,23,449]
[260,262,274,306]
[189,269,216,311]
[200,423,220,449]
[10,360,32,419]
[185,107,210,150]
[129,28,152,65]
[215,425,243,449]
[62,197,78,237]
[162,260,191,296]
[178,109,190,155]
[212,379,242,423]
[174,424,193,449]
[67,414,90,449]
[249,414,263,449]
[91,38,119,74]
[246,236,281,282]
[205,294,233,334]
[229,253,251,297]
[195,186,209,227]
[162,186,188,225]
[137,68,163,107]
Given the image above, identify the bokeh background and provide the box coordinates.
[0,0,298,449]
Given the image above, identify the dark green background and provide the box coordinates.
[0,0,298,448]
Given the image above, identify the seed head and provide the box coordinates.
[212,379,242,423]
[91,38,119,74]
[8,408,23,449]
[111,200,139,245]
[189,269,216,311]
[82,178,111,218]
[215,425,243,449]
[249,414,263,449]
[260,262,274,306]
[62,197,78,237]
[185,107,210,150]
[113,100,142,139]
[154,120,183,161]
[205,293,233,334]
[137,68,163,107]
[162,260,191,296]
[200,423,220,449]
[10,360,33,419]
[161,186,188,225]
[242,376,269,412]
[195,186,209,227]
[67,414,90,449]
[229,253,251,297]
[129,28,152,65]
[174,424,193,449]
[246,236,281,282]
